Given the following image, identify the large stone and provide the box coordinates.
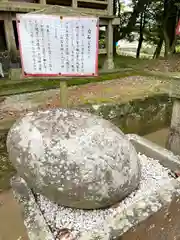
[7,108,140,209]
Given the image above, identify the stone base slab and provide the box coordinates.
[10,134,180,240]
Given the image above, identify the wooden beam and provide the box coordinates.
[72,0,78,8]
[0,12,15,20]
[99,17,120,26]
[39,0,46,5]
[107,0,113,15]
[0,2,108,16]
[102,21,114,70]
[4,13,17,62]
[112,17,120,25]
[60,81,68,108]
[106,20,114,63]
[77,0,108,5]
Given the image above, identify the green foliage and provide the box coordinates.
[99,30,106,49]
[175,44,180,53]
[114,0,180,58]
[99,39,106,49]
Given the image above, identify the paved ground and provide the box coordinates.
[0,190,28,240]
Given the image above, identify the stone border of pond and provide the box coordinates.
[0,93,173,134]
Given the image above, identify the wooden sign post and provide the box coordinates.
[60,81,68,107]
[16,14,99,107]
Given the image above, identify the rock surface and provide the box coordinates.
[7,108,140,209]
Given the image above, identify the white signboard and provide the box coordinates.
[16,14,99,77]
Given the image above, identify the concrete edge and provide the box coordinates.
[127,133,180,172]
[10,134,180,240]
[107,177,180,238]
[11,176,55,240]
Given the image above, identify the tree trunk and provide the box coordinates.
[169,8,179,55]
[162,0,178,57]
[163,30,170,57]
[136,11,146,58]
[170,37,177,54]
[153,37,163,59]
[120,0,154,39]
[162,0,170,57]
[136,33,143,58]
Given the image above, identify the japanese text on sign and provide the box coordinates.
[16,14,99,77]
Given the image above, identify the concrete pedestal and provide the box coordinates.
[9,68,22,80]
[11,134,180,240]
[103,21,115,71]
[4,13,17,63]
[103,58,115,70]
[166,100,180,156]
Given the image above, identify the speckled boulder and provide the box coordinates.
[7,108,140,209]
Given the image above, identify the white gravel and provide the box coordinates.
[36,153,174,239]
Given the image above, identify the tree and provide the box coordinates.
[113,0,126,54]
[136,11,145,58]
[113,0,180,59]
[120,0,154,39]
[163,0,179,57]
[135,0,179,58]
[146,0,180,58]
[144,0,164,58]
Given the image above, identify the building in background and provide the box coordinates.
[0,0,120,75]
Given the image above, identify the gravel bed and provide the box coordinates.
[37,152,174,239]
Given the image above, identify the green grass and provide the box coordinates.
[113,55,148,68]
[0,55,150,97]
[0,55,178,97]
[0,71,139,97]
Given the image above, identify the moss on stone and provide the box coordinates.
[88,94,173,136]
[0,132,16,192]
